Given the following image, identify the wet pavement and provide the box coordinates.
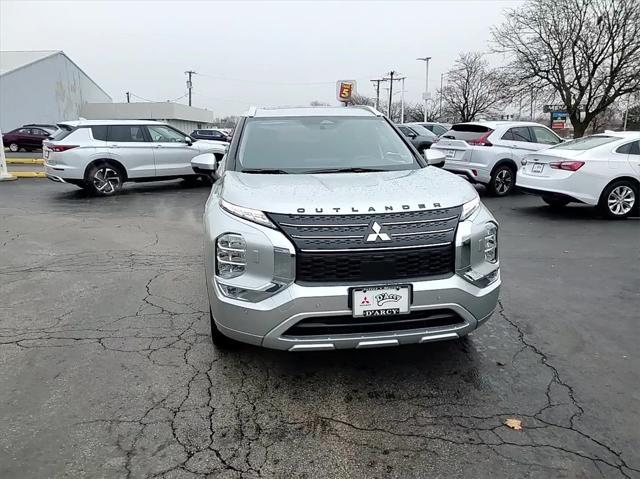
[1,179,638,478]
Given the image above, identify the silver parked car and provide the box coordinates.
[201,106,501,351]
[43,120,228,195]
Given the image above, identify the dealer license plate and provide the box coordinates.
[532,163,544,173]
[445,149,456,159]
[352,285,411,318]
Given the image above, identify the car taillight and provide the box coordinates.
[549,161,584,171]
[467,131,493,146]
[48,145,78,152]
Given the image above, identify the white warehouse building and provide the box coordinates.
[80,102,216,134]
[0,50,112,132]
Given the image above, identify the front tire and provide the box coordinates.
[489,164,516,197]
[9,143,19,152]
[599,180,637,219]
[86,163,124,196]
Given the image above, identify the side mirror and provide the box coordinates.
[185,136,193,145]
[423,149,446,167]
[191,153,218,181]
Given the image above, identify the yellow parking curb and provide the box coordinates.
[10,171,46,178]
[5,158,44,164]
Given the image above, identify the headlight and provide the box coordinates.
[216,233,246,279]
[220,199,275,229]
[215,242,295,302]
[484,222,498,263]
[460,196,480,221]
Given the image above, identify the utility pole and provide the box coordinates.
[387,71,395,119]
[399,77,407,123]
[417,57,431,122]
[126,91,130,103]
[185,70,196,106]
[370,79,384,111]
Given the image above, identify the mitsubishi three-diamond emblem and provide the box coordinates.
[366,221,391,242]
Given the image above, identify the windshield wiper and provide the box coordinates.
[240,168,289,174]
[304,167,387,174]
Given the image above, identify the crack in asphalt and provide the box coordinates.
[2,261,638,478]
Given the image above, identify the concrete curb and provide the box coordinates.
[10,171,46,178]
[5,158,44,164]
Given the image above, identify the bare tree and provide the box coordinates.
[309,100,330,107]
[347,94,375,107]
[440,52,506,122]
[493,0,640,137]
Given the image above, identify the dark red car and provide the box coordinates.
[2,125,56,152]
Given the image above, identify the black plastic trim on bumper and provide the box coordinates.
[283,309,464,336]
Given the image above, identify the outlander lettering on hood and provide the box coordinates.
[295,203,442,214]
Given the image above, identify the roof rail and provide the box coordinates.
[347,104,383,116]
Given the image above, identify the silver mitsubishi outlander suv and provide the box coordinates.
[200,106,500,351]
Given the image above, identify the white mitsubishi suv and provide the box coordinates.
[44,120,228,195]
[432,121,563,196]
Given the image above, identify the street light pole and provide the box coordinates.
[387,71,395,120]
[400,77,406,123]
[417,57,431,122]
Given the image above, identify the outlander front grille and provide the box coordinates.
[268,207,461,283]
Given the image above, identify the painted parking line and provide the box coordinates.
[5,158,44,164]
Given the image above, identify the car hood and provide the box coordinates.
[220,167,478,215]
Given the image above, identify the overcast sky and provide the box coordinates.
[1,0,523,117]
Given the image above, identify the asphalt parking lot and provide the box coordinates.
[1,179,638,479]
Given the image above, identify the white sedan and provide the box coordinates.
[516,131,639,219]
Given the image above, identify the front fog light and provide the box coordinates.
[484,223,498,263]
[216,233,246,279]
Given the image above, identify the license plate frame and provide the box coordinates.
[350,285,412,318]
[532,163,544,173]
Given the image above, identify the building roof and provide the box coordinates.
[247,105,382,118]
[81,102,215,123]
[0,50,59,75]
[0,50,111,99]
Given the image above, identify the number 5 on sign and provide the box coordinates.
[336,80,356,102]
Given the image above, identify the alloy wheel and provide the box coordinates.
[607,185,635,216]
[495,168,513,195]
[9,143,19,152]
[93,167,121,194]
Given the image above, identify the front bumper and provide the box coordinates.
[208,272,500,351]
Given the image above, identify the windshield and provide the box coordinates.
[237,116,420,173]
[442,123,493,141]
[408,124,438,139]
[549,135,617,150]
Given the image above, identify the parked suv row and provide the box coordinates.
[432,121,563,196]
[44,120,227,196]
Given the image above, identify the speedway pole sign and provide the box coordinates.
[336,80,357,103]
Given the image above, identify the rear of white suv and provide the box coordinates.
[44,120,227,195]
[431,121,563,196]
